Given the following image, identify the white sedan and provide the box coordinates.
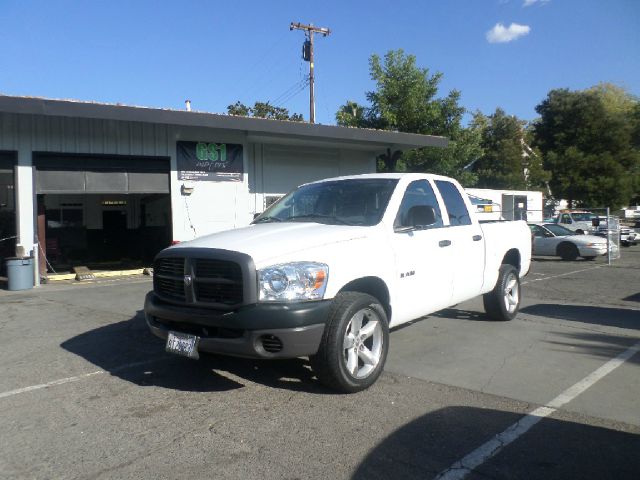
[528,223,609,261]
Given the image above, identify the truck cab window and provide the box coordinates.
[394,180,443,229]
[435,180,472,226]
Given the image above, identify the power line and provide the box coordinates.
[272,79,310,110]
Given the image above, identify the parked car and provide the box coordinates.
[145,173,532,393]
[529,222,610,260]
[592,216,637,246]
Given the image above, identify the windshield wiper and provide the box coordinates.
[287,214,350,225]
[253,216,283,223]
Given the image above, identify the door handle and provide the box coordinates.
[439,240,451,247]
[473,235,482,241]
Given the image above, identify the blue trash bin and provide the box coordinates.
[6,257,34,291]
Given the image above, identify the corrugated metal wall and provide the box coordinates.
[0,113,170,157]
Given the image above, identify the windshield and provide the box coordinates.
[253,178,399,226]
[543,223,576,236]
[569,212,595,222]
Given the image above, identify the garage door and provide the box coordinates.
[262,145,339,194]
[34,153,170,194]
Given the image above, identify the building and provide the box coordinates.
[0,95,446,283]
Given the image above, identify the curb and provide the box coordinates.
[47,268,147,282]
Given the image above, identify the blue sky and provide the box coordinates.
[1,0,638,126]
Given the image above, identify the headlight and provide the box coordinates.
[258,262,329,302]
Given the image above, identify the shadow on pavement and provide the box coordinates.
[545,331,640,365]
[622,292,640,303]
[353,406,640,480]
[60,311,327,394]
[430,308,492,322]
[520,303,639,330]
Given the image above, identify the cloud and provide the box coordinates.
[486,23,531,43]
[523,0,550,7]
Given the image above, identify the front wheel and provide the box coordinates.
[310,292,389,393]
[558,242,579,261]
[483,264,521,321]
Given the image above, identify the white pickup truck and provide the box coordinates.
[145,173,531,392]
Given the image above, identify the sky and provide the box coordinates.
[1,0,638,126]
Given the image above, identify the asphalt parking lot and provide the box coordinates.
[1,248,638,480]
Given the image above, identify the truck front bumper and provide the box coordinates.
[144,292,330,359]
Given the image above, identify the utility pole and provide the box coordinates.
[290,22,330,123]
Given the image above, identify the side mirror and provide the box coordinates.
[407,205,436,227]
[592,218,600,227]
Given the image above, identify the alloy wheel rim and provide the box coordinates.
[342,308,383,379]
[503,273,519,314]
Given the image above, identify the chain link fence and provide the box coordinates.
[543,207,623,263]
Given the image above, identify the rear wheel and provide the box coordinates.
[310,292,389,393]
[483,264,521,321]
[558,242,579,261]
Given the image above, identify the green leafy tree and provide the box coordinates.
[474,109,550,190]
[532,84,640,208]
[335,49,481,181]
[227,101,303,122]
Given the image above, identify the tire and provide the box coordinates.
[483,264,521,321]
[558,242,579,261]
[310,292,389,393]
[582,256,596,261]
[575,229,584,235]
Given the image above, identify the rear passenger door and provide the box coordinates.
[434,180,485,304]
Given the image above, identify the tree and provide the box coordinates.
[532,84,640,208]
[403,113,483,186]
[335,49,481,181]
[473,109,550,190]
[227,101,304,122]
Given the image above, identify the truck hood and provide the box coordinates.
[170,223,370,266]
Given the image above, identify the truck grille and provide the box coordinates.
[154,276,186,301]
[153,253,250,308]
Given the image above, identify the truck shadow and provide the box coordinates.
[352,406,640,479]
[60,311,328,394]
[520,303,640,330]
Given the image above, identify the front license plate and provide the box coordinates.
[166,331,199,359]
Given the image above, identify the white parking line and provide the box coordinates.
[0,358,166,400]
[435,340,640,480]
[521,265,601,285]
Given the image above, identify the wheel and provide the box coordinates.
[483,264,521,321]
[582,256,596,261]
[310,292,389,393]
[558,242,579,261]
[575,229,584,235]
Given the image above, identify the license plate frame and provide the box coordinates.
[165,331,200,359]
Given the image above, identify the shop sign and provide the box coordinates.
[177,141,243,182]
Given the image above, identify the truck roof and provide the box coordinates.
[304,172,454,185]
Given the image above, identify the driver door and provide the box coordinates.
[389,180,454,326]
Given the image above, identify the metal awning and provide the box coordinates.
[0,95,448,152]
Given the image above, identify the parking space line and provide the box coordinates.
[435,340,640,480]
[521,265,601,285]
[0,358,166,400]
